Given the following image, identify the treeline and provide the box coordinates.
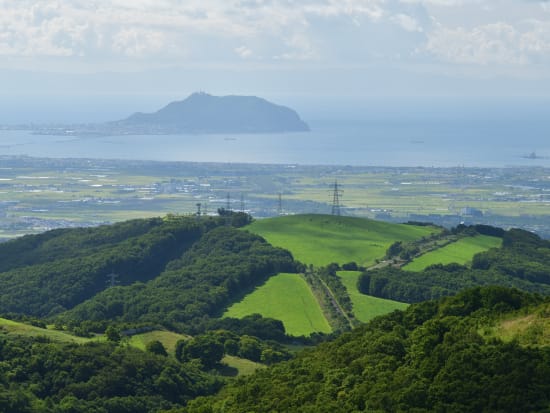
[59,226,296,335]
[0,335,222,412]
[358,226,550,303]
[182,286,550,412]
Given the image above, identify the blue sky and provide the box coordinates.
[1,0,550,122]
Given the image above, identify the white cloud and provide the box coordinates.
[0,0,549,74]
[425,20,550,65]
[392,13,424,32]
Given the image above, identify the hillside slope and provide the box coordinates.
[0,216,220,316]
[246,214,439,266]
[184,287,550,413]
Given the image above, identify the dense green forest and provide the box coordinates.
[60,225,295,334]
[182,286,550,413]
[0,335,222,412]
[359,227,550,303]
[0,216,217,316]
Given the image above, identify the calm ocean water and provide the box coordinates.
[1,115,549,168]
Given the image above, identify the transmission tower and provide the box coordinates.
[106,271,119,288]
[277,193,283,215]
[226,192,231,211]
[196,203,202,220]
[331,181,343,216]
[240,193,245,212]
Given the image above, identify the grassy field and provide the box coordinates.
[222,355,265,376]
[337,271,408,322]
[246,214,438,267]
[224,273,331,336]
[0,317,97,344]
[128,330,189,355]
[402,235,502,271]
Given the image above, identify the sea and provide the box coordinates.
[1,98,549,168]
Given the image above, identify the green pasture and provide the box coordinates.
[246,214,438,266]
[337,271,408,322]
[0,318,96,344]
[222,355,265,376]
[128,330,189,355]
[403,235,502,271]
[224,272,331,336]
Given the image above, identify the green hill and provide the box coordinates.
[246,214,439,266]
[403,234,502,271]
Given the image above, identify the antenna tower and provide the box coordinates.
[331,181,343,216]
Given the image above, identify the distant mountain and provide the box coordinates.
[112,92,310,134]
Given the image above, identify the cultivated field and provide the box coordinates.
[246,214,438,266]
[337,271,408,322]
[402,235,502,271]
[224,272,331,336]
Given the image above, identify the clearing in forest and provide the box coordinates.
[402,235,502,272]
[337,271,408,322]
[224,273,331,336]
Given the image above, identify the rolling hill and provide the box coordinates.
[245,214,439,266]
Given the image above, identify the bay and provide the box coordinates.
[0,117,549,168]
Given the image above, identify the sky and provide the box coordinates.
[1,0,550,122]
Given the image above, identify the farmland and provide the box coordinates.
[0,156,549,240]
[403,234,502,271]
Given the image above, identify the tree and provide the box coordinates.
[146,340,168,356]
[105,325,121,343]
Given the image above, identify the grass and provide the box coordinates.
[481,304,550,347]
[127,330,190,355]
[222,355,265,376]
[224,273,331,336]
[0,317,97,344]
[246,214,438,267]
[337,271,408,322]
[402,235,502,271]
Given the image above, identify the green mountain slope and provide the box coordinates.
[184,287,550,413]
[61,226,295,334]
[0,216,218,316]
[359,227,550,303]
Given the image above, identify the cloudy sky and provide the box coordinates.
[1,0,550,121]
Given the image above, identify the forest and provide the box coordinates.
[1,214,550,412]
